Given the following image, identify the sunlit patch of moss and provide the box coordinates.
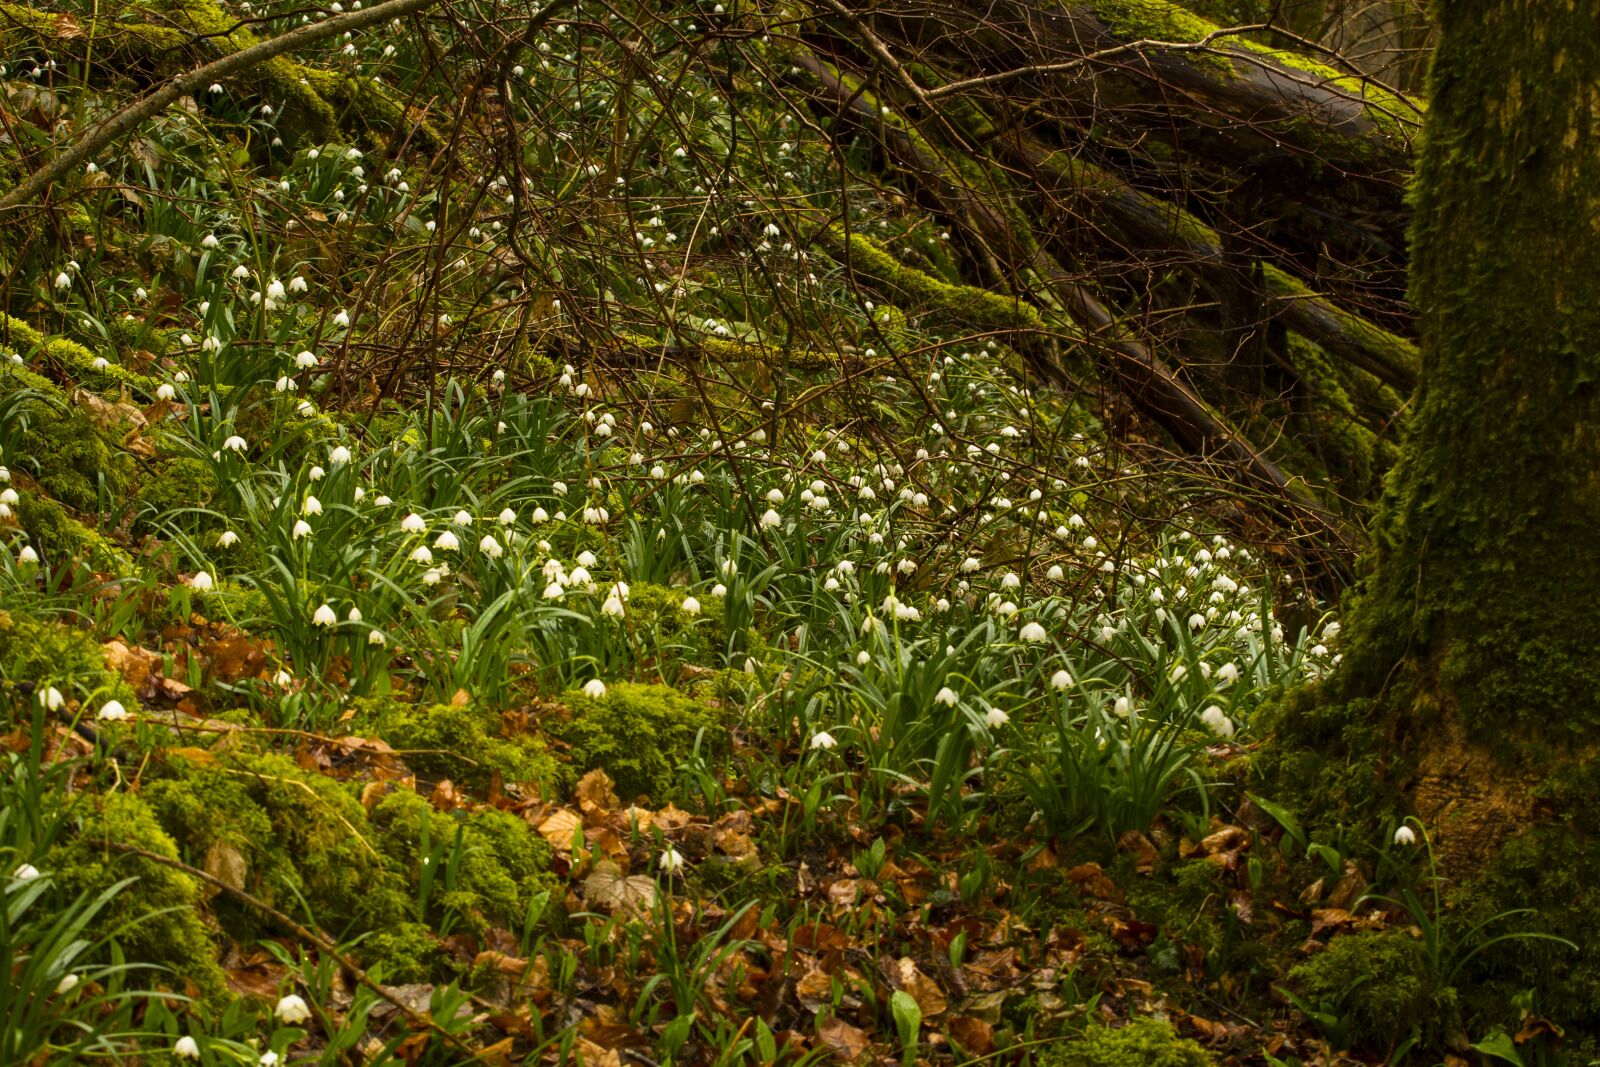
[550,681,727,802]
[0,611,136,707]
[1040,1017,1215,1066]
[17,406,132,513]
[350,697,558,794]
[132,456,220,538]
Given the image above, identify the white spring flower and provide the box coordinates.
[582,678,607,699]
[658,847,686,875]
[1188,613,1207,631]
[1051,669,1072,690]
[401,513,426,534]
[97,700,129,722]
[434,531,460,551]
[810,731,837,751]
[453,510,473,526]
[498,508,516,524]
[478,535,503,558]
[265,279,286,301]
[54,271,72,290]
[1047,565,1065,580]
[711,583,727,597]
[409,546,433,564]
[1114,695,1132,717]
[1199,705,1234,738]
[13,863,41,881]
[680,596,700,615]
[1393,824,1417,846]
[156,383,176,401]
[223,435,247,452]
[303,495,323,516]
[368,629,387,647]
[292,520,312,539]
[984,707,1010,729]
[312,604,338,627]
[760,508,781,528]
[217,531,239,548]
[329,445,351,465]
[190,570,215,591]
[934,686,959,707]
[543,582,565,599]
[39,686,65,711]
[175,1037,201,1060]
[601,595,625,617]
[1019,621,1048,643]
[296,350,318,369]
[275,994,312,1024]
[1217,662,1239,685]
[56,972,80,994]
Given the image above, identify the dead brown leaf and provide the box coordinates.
[581,860,656,915]
[816,1014,870,1062]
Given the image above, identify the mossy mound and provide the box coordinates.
[142,749,410,943]
[351,698,558,794]
[17,404,133,514]
[1040,1017,1215,1067]
[132,455,220,536]
[550,680,727,802]
[625,581,726,663]
[45,792,227,1000]
[1287,929,1449,1049]
[370,788,558,935]
[0,612,136,708]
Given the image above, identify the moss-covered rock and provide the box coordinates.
[351,698,558,794]
[46,792,227,1000]
[1040,1017,1214,1067]
[132,456,219,535]
[1287,929,1448,1049]
[17,406,132,514]
[550,681,727,802]
[0,611,136,708]
[369,788,557,934]
[142,749,410,943]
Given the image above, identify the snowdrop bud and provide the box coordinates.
[39,686,65,711]
[13,863,41,881]
[56,972,81,994]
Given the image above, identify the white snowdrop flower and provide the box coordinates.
[296,401,314,417]
[156,383,176,401]
[217,530,240,548]
[934,686,959,707]
[409,546,433,564]
[0,488,16,505]
[855,651,871,667]
[498,508,517,524]
[312,604,338,627]
[295,350,318,369]
[680,596,701,615]
[261,1052,280,1067]
[477,535,503,558]
[984,707,1009,729]
[329,445,351,466]
[658,847,686,874]
[307,466,325,482]
[175,1037,201,1060]
[401,513,426,534]
[288,276,308,294]
[1046,564,1065,581]
[897,558,916,575]
[290,519,311,540]
[1001,571,1021,590]
[374,495,392,507]
[302,495,323,516]
[1200,705,1234,738]
[995,601,1018,618]
[346,607,362,623]
[265,278,286,301]
[711,583,727,597]
[1324,621,1342,639]
[836,560,855,576]
[1051,669,1072,690]
[275,376,297,392]
[582,678,607,699]
[760,508,781,528]
[434,530,460,551]
[1217,662,1239,685]
[1311,643,1329,656]
[38,686,65,711]
[190,570,215,591]
[539,580,564,599]
[650,465,667,480]
[275,994,312,1024]
[97,699,129,722]
[56,972,81,994]
[1111,696,1131,718]
[934,597,950,612]
[13,863,41,881]
[824,577,840,592]
[333,309,351,327]
[601,595,625,617]
[960,556,981,573]
[1188,613,1207,630]
[368,629,387,647]
[452,509,473,526]
[223,434,248,452]
[1019,621,1048,643]
[1393,825,1417,846]
[423,568,442,585]
[552,481,568,496]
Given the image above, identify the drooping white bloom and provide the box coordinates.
[582,678,607,699]
[18,545,39,564]
[434,530,460,551]
[275,994,312,1024]
[54,271,72,290]
[1199,705,1234,738]
[1046,564,1065,580]
[190,570,215,592]
[760,508,781,528]
[13,863,41,881]
[453,510,473,526]
[156,383,176,401]
[401,513,426,534]
[478,534,503,558]
[292,519,312,539]
[368,629,387,647]
[39,686,65,711]
[542,581,565,599]
[1051,669,1072,690]
[498,508,516,524]
[223,435,247,452]
[1019,621,1048,643]
[810,730,837,751]
[601,595,625,617]
[97,700,129,722]
[312,604,338,627]
[55,972,80,994]
[658,847,686,875]
[1217,662,1240,685]
[711,583,727,597]
[1393,825,1417,846]
[303,495,323,516]
[680,596,700,615]
[329,445,351,465]
[984,707,1009,729]
[934,686,959,707]
[175,1037,201,1060]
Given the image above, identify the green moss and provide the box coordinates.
[370,788,557,933]
[351,698,558,794]
[132,456,220,535]
[14,494,139,578]
[0,611,136,708]
[1288,929,1449,1049]
[142,749,409,942]
[1040,1017,1215,1067]
[625,582,726,664]
[550,681,727,802]
[17,407,133,514]
[46,792,227,999]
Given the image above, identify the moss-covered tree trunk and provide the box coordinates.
[1279,0,1600,1024]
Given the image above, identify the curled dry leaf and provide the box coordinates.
[581,860,656,915]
